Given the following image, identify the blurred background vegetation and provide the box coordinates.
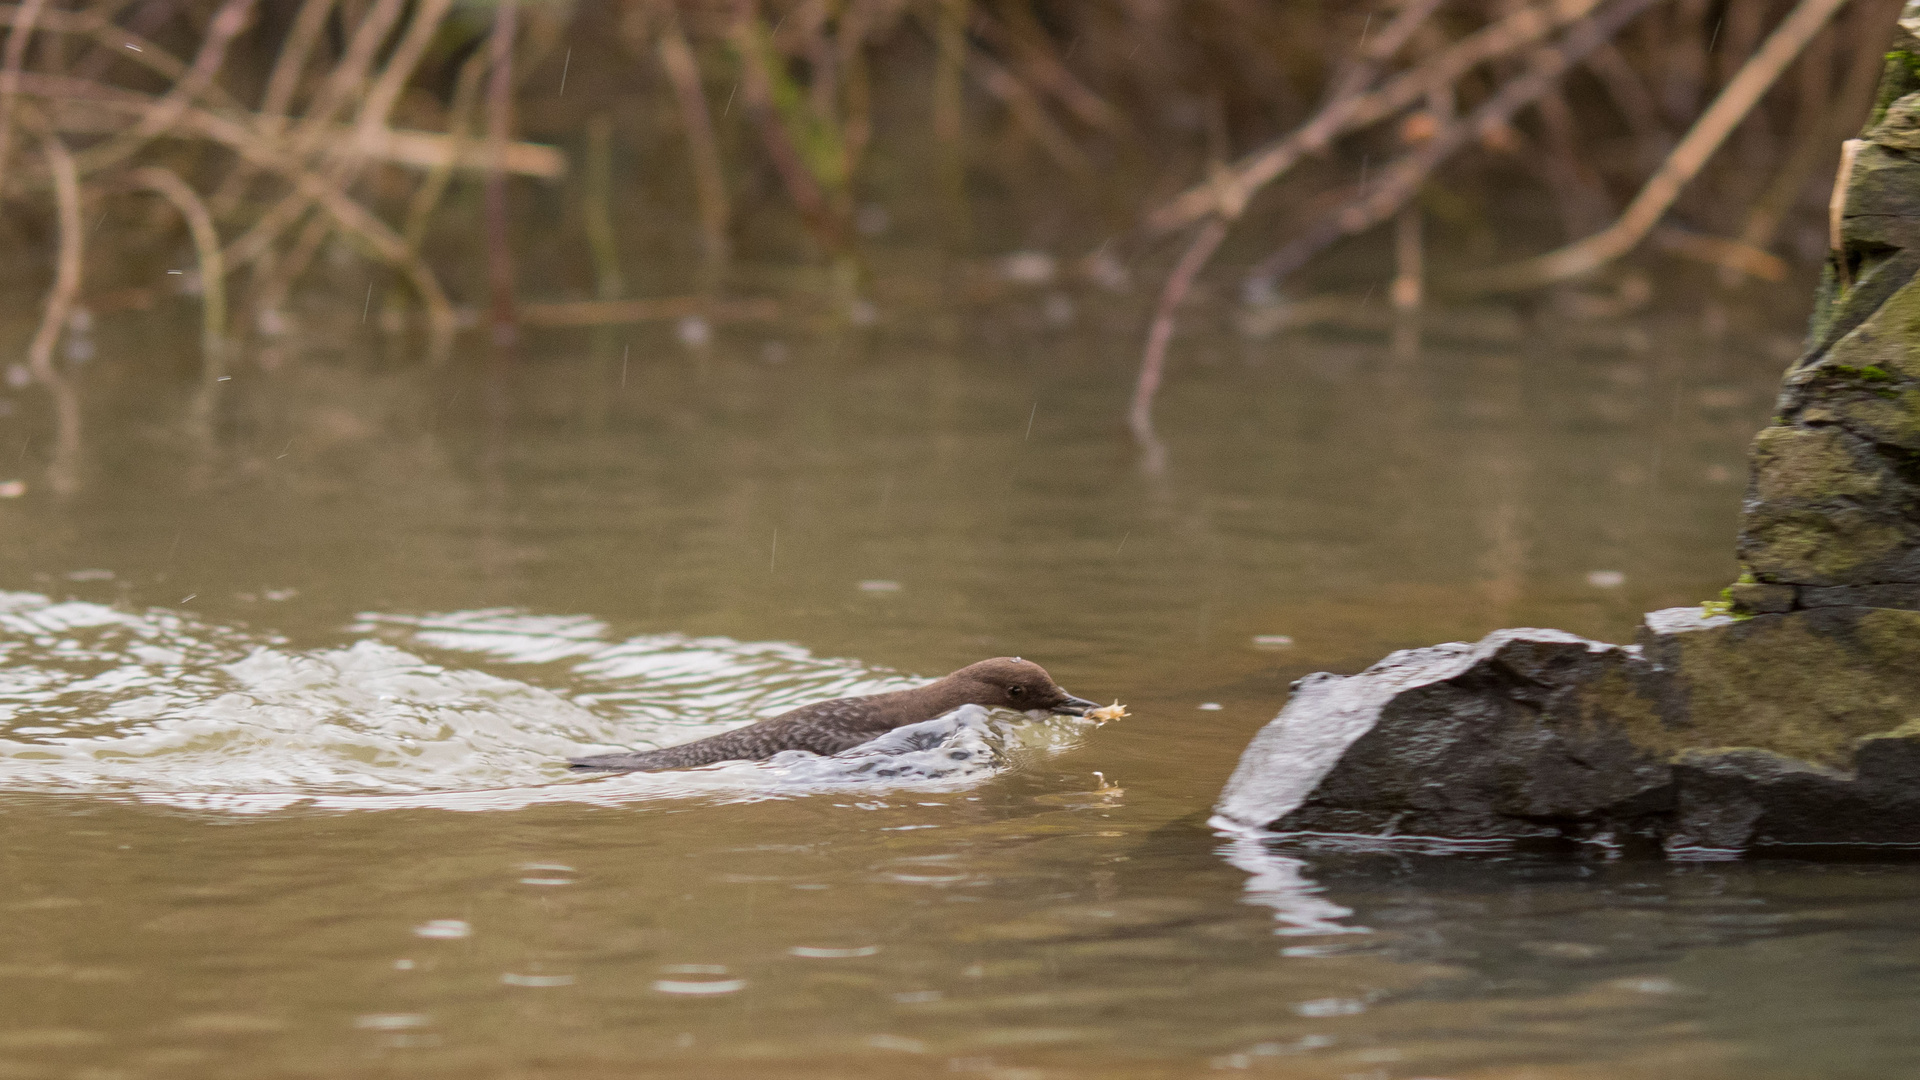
[0,0,1899,397]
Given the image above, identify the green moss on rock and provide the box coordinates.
[1744,507,1907,584]
[1830,390,1920,451]
[1663,611,1920,768]
[1572,666,1668,750]
[1856,607,1920,663]
[1753,427,1881,502]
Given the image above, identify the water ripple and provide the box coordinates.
[0,594,1078,809]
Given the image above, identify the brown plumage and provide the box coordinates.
[568,657,1097,772]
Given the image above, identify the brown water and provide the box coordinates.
[2,286,1915,1079]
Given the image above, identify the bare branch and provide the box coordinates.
[27,126,81,389]
[73,0,258,172]
[127,166,226,378]
[0,0,48,196]
[27,129,83,496]
[1463,0,1852,292]
[1129,218,1228,473]
[656,6,731,266]
[256,0,333,129]
[1145,0,1610,235]
[1250,0,1665,294]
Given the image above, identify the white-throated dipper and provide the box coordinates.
[567,657,1098,772]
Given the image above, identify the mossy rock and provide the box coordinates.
[1642,607,1920,768]
[1217,609,1920,853]
[1867,91,1920,152]
[1751,427,1883,502]
[1740,505,1911,585]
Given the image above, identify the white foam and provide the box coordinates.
[0,595,1087,810]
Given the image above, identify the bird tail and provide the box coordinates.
[568,730,756,772]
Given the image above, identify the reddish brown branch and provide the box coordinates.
[485,0,519,346]
[1129,218,1228,472]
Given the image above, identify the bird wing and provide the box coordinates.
[568,697,889,772]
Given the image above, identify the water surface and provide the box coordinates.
[1,289,1910,1079]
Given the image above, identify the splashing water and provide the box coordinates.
[0,594,1089,811]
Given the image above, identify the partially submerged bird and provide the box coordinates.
[568,656,1098,772]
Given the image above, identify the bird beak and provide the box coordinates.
[1051,693,1099,716]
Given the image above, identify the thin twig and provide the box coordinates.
[283,0,404,158]
[128,165,225,379]
[656,6,730,266]
[836,0,876,172]
[256,0,332,129]
[1251,0,1665,294]
[1129,218,1227,472]
[485,0,519,345]
[1584,40,1668,149]
[249,209,325,332]
[1146,0,1608,235]
[402,42,488,255]
[977,2,1130,138]
[1830,136,1864,286]
[73,0,258,172]
[0,0,48,197]
[1650,225,1786,280]
[514,296,781,327]
[351,0,456,150]
[1464,0,1850,292]
[207,0,332,213]
[72,0,177,81]
[1392,203,1423,309]
[224,0,410,266]
[172,103,457,345]
[27,130,82,495]
[1734,0,1900,273]
[11,72,522,327]
[37,91,563,177]
[932,0,967,145]
[583,113,625,301]
[970,49,1092,176]
[27,126,80,385]
[731,0,843,247]
[1324,0,1449,103]
[0,4,221,104]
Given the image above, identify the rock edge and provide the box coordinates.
[1216,606,1920,854]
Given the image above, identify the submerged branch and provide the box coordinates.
[127,166,226,379]
[26,126,80,388]
[27,129,82,496]
[1129,218,1228,474]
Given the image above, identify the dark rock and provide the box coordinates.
[1725,580,1796,613]
[1668,743,1920,849]
[1798,582,1920,609]
[1216,607,1920,854]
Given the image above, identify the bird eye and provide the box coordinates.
[1008,686,1025,697]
